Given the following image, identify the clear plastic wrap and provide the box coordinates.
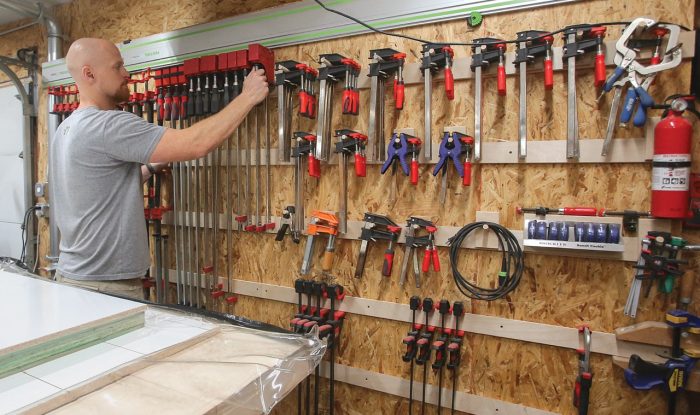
[13,307,326,415]
[0,258,37,278]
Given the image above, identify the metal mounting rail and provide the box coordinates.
[41,0,576,85]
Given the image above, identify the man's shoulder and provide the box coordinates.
[72,107,139,121]
[67,108,142,132]
[92,108,140,121]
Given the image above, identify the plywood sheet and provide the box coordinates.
[46,326,318,415]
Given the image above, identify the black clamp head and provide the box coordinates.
[334,129,367,154]
[408,216,435,229]
[368,48,405,78]
[446,339,463,369]
[312,281,326,297]
[513,30,553,64]
[318,53,356,82]
[437,299,451,315]
[452,301,465,318]
[431,339,448,370]
[415,329,435,365]
[274,60,303,87]
[402,333,419,362]
[421,43,453,72]
[470,37,506,70]
[294,278,305,294]
[291,131,316,157]
[562,25,605,59]
[422,297,434,313]
[409,296,422,311]
[325,283,346,301]
[303,280,315,295]
[363,212,398,228]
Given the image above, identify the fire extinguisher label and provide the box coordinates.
[652,154,691,191]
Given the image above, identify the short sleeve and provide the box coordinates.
[101,110,166,164]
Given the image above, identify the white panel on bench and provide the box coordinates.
[0,270,145,356]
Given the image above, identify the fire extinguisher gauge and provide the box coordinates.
[671,98,688,113]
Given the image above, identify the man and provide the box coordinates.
[51,38,268,298]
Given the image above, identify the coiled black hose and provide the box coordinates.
[447,222,524,301]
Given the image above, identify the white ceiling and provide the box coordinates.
[0,0,71,26]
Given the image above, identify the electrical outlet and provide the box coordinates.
[35,203,49,218]
[34,182,48,197]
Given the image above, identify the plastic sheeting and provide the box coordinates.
[22,310,326,415]
[0,257,37,278]
[42,323,326,414]
[0,269,326,415]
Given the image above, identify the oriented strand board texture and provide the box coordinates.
[2,0,699,413]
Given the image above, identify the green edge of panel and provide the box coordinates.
[0,312,145,379]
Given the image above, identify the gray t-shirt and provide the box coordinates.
[51,107,165,280]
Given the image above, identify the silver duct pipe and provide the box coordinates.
[42,5,63,269]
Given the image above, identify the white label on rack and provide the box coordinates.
[523,239,624,252]
[652,154,690,192]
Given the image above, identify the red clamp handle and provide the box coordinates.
[563,207,597,216]
[354,153,366,177]
[180,94,188,117]
[395,82,405,109]
[463,161,472,186]
[497,65,506,96]
[431,246,440,272]
[594,54,606,87]
[157,95,165,121]
[309,94,317,119]
[308,154,321,178]
[421,248,431,273]
[163,94,172,120]
[444,67,454,100]
[382,252,394,276]
[352,89,359,115]
[410,159,419,185]
[342,89,352,114]
[544,59,554,90]
[299,91,309,116]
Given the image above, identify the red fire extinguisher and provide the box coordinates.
[651,98,693,219]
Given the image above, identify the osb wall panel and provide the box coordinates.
[0,0,697,413]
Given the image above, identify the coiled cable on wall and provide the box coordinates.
[447,222,524,301]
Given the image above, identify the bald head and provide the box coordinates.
[66,38,130,109]
[66,38,115,78]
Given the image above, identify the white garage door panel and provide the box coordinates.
[0,85,23,156]
[0,221,23,260]
[0,83,26,259]
[0,156,23,223]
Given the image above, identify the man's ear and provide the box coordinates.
[81,65,94,83]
